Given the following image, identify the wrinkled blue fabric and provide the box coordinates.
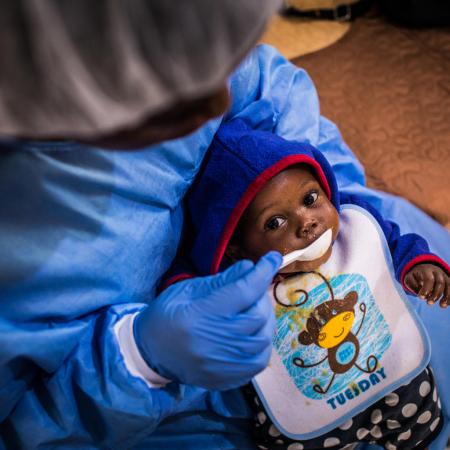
[0,44,448,449]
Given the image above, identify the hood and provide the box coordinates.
[186,119,340,276]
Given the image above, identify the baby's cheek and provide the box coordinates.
[244,234,282,260]
[271,237,298,256]
[262,240,293,261]
[324,205,340,239]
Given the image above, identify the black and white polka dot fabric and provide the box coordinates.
[247,367,443,450]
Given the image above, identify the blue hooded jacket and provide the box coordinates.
[168,119,449,290]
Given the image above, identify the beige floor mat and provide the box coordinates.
[293,13,450,228]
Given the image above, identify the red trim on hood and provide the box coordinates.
[401,254,450,294]
[211,155,332,274]
[160,273,194,291]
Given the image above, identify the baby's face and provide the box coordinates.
[229,165,339,273]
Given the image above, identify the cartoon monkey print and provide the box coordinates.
[273,272,378,395]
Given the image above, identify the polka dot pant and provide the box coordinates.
[248,367,442,450]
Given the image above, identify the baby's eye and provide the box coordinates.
[303,191,318,207]
[265,216,286,231]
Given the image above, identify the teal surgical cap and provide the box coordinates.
[0,0,281,139]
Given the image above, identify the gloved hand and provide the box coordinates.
[134,251,282,390]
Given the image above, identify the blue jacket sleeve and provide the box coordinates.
[340,193,450,289]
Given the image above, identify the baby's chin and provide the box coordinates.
[278,245,333,274]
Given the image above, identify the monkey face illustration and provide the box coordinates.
[274,272,378,395]
[299,292,357,349]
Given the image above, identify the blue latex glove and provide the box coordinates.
[134,251,282,390]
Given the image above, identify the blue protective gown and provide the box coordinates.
[0,45,448,449]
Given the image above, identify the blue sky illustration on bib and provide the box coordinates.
[273,272,391,400]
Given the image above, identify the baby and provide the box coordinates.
[164,119,449,450]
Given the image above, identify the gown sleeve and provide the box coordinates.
[0,136,215,448]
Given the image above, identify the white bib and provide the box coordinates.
[253,205,430,440]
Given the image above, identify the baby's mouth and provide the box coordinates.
[279,229,333,269]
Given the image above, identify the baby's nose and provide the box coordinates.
[299,219,318,237]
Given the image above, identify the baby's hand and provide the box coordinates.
[404,263,449,308]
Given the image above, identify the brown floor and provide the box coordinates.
[294,12,450,228]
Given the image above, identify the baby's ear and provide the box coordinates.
[224,243,245,264]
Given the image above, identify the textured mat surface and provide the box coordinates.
[261,14,350,59]
[294,13,450,228]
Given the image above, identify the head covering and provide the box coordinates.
[186,119,340,276]
[0,0,281,139]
